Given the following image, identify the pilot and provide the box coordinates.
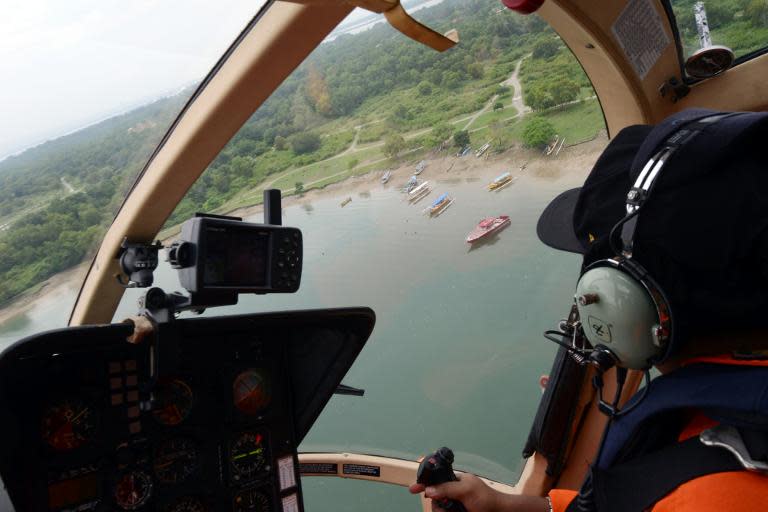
[410,109,768,511]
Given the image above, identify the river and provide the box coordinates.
[0,160,589,511]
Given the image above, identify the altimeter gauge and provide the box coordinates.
[229,432,268,483]
[41,399,97,451]
[153,379,194,426]
[153,437,198,484]
[233,487,271,512]
[164,496,208,512]
[114,470,152,510]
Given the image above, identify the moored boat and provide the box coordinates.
[408,181,430,202]
[414,160,427,175]
[425,193,453,216]
[487,172,513,191]
[340,197,352,207]
[403,176,418,192]
[465,215,510,243]
[381,170,392,184]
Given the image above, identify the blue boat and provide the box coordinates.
[425,193,453,217]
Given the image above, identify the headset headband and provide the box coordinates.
[619,113,733,257]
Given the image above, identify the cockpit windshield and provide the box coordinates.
[0,0,266,315]
[2,1,610,510]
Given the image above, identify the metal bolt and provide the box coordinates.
[578,293,600,306]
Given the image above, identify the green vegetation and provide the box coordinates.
[670,0,768,57]
[520,36,590,111]
[0,0,608,306]
[453,130,471,148]
[521,117,556,148]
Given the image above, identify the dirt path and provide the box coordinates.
[502,57,530,116]
[60,177,75,194]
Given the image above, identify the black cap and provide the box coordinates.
[537,109,768,354]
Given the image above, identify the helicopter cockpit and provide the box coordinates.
[2,0,768,511]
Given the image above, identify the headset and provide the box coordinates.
[545,113,732,416]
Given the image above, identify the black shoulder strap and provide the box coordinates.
[584,437,743,512]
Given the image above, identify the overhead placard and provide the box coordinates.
[611,0,670,79]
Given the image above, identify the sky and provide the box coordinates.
[0,0,271,160]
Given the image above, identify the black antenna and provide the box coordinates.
[264,189,282,225]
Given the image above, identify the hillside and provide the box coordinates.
[0,0,602,306]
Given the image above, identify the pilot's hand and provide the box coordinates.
[409,474,551,512]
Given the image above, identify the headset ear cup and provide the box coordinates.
[575,262,666,369]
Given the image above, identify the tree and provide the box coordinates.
[453,130,470,148]
[417,81,433,96]
[747,0,768,26]
[532,38,559,59]
[383,133,406,158]
[550,79,580,107]
[347,158,359,170]
[429,122,454,148]
[274,135,288,151]
[521,117,556,149]
[305,64,332,115]
[294,181,304,194]
[525,85,556,111]
[290,132,321,154]
[493,101,504,112]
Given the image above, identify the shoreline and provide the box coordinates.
[0,134,607,327]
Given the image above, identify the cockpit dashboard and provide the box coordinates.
[0,308,374,512]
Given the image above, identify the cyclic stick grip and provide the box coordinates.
[416,447,468,512]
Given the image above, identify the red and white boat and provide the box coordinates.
[465,215,510,244]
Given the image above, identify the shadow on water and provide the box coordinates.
[301,203,314,214]
[465,221,512,252]
[358,190,371,198]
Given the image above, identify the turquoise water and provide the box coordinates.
[0,167,586,510]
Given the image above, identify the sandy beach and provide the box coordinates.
[0,133,607,327]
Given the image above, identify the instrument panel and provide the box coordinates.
[0,308,376,512]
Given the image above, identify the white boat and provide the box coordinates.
[408,181,431,202]
[475,142,491,157]
[381,170,392,184]
[414,160,427,175]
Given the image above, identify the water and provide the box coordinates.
[0,166,586,510]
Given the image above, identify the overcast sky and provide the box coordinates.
[0,0,271,159]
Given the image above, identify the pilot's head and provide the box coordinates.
[536,110,768,368]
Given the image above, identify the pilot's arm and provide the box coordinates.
[410,474,551,512]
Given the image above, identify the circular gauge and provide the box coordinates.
[233,487,270,512]
[153,379,193,426]
[114,470,152,510]
[232,370,271,415]
[153,437,198,484]
[229,432,268,482]
[41,399,97,451]
[164,496,208,512]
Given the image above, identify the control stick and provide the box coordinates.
[416,447,468,512]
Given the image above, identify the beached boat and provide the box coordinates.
[487,171,513,191]
[457,145,471,157]
[466,215,510,243]
[414,160,427,175]
[381,170,392,184]
[340,197,352,207]
[403,176,418,193]
[425,193,453,217]
[475,142,491,157]
[408,181,430,202]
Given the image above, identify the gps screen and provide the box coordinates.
[203,226,269,287]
